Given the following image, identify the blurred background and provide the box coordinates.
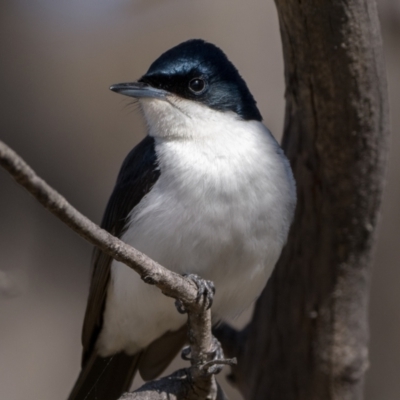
[0,1,398,399]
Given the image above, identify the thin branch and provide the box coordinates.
[0,139,226,400]
[0,140,197,305]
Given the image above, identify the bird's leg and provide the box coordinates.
[174,274,216,314]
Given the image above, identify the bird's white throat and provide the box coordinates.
[140,95,246,140]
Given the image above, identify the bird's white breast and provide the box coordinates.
[97,100,296,356]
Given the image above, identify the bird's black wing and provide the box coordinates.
[81,135,161,364]
[69,135,187,400]
[69,135,162,400]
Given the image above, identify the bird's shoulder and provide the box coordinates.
[101,135,160,237]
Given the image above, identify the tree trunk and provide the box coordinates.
[221,0,390,399]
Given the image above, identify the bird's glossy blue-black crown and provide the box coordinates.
[139,39,262,121]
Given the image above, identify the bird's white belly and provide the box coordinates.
[97,120,295,356]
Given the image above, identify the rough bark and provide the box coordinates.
[216,0,390,399]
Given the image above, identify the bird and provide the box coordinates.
[68,39,296,400]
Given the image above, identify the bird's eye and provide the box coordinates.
[188,78,206,94]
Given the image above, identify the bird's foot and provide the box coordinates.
[174,274,215,314]
[186,274,215,309]
[201,336,227,375]
[181,337,236,375]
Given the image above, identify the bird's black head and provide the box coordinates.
[111,40,262,122]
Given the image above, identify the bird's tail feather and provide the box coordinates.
[68,352,141,400]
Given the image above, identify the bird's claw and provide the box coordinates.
[202,336,226,374]
[210,336,224,360]
[174,298,187,314]
[205,337,237,375]
[174,274,215,314]
[181,345,192,361]
[185,274,216,310]
[181,337,235,376]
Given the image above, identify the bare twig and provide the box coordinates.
[0,139,226,400]
[0,140,196,304]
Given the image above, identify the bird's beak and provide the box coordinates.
[109,82,168,99]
